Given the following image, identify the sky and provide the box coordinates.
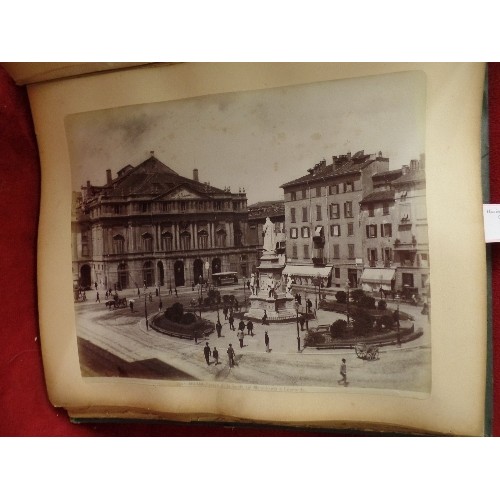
[66,70,426,205]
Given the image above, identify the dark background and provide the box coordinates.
[0,64,497,437]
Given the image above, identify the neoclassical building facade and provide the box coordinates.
[72,154,258,290]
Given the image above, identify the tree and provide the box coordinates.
[335,291,347,304]
[330,319,347,337]
[350,288,366,304]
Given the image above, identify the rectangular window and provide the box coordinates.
[383,202,390,215]
[344,201,353,218]
[420,253,429,267]
[344,181,354,193]
[421,274,428,288]
[329,184,339,195]
[333,244,340,259]
[329,203,339,219]
[368,205,375,217]
[144,237,153,252]
[330,224,341,237]
[381,223,392,237]
[348,244,355,259]
[366,224,377,238]
[334,267,340,278]
[316,205,322,221]
[292,245,298,259]
[81,243,89,257]
[302,188,307,199]
[302,207,308,222]
[141,202,149,213]
[303,245,309,259]
[290,227,298,239]
[290,207,296,223]
[291,191,296,201]
[316,187,322,197]
[347,222,354,236]
[367,248,378,265]
[301,227,310,238]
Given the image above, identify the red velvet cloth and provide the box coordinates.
[0,64,497,436]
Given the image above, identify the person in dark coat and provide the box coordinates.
[264,331,270,352]
[203,342,211,365]
[212,347,219,365]
[262,310,268,325]
[216,320,222,338]
[228,313,235,331]
[247,320,254,336]
[223,306,228,320]
[227,344,235,367]
[238,320,246,332]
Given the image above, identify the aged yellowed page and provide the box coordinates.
[31,62,486,435]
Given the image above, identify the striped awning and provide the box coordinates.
[282,265,332,278]
[360,268,395,284]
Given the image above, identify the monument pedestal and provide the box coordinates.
[245,250,295,323]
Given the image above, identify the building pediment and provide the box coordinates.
[161,185,206,200]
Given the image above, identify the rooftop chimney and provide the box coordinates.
[193,168,199,182]
[106,169,112,184]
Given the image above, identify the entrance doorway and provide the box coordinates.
[80,264,91,289]
[193,259,204,284]
[157,261,164,286]
[143,261,154,287]
[174,260,185,287]
[118,263,128,289]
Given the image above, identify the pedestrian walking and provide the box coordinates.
[262,310,268,325]
[223,306,228,320]
[96,292,100,303]
[264,331,270,352]
[149,292,153,302]
[175,288,178,297]
[216,320,222,338]
[129,299,134,312]
[227,344,235,367]
[299,315,305,331]
[82,291,86,301]
[247,320,254,336]
[203,342,211,365]
[238,320,246,332]
[234,298,239,312]
[213,347,219,365]
[95,281,98,290]
[158,300,163,312]
[237,329,244,348]
[194,330,198,344]
[338,358,347,386]
[228,313,235,331]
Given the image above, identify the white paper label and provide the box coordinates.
[483,204,500,242]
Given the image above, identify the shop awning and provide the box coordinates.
[360,268,395,284]
[282,265,333,278]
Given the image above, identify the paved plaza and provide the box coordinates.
[76,284,431,392]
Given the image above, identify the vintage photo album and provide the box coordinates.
[3,62,490,435]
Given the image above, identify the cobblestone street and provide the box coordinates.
[76,284,431,393]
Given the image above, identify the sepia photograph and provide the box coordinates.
[67,70,431,393]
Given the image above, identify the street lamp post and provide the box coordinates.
[294,300,301,352]
[315,273,321,311]
[144,288,148,330]
[395,293,401,346]
[199,274,203,318]
[346,281,350,326]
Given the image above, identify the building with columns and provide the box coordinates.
[72,154,258,290]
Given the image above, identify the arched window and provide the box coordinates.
[216,228,226,248]
[113,234,125,254]
[198,230,208,249]
[142,232,153,252]
[180,231,191,251]
[162,231,173,251]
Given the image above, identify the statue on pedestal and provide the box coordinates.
[262,217,276,253]
[286,275,293,296]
